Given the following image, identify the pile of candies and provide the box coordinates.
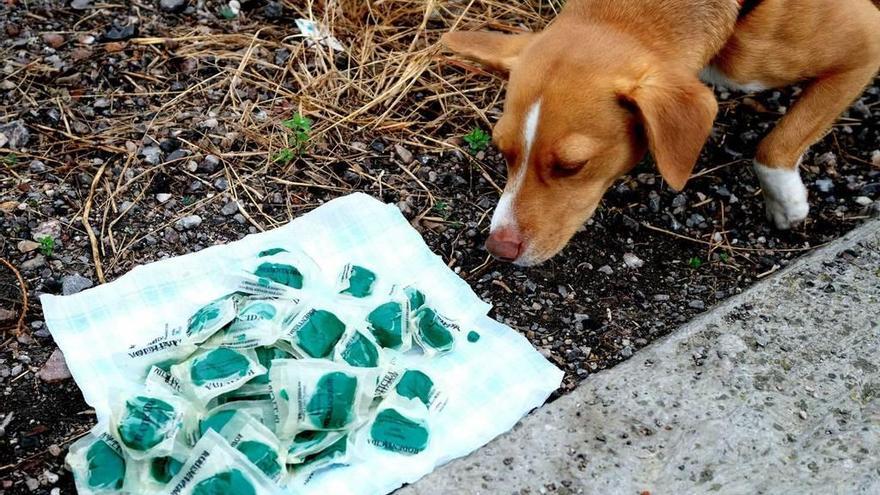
[67,247,478,494]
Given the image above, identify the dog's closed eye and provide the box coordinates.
[550,160,587,178]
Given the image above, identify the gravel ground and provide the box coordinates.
[1,1,879,493]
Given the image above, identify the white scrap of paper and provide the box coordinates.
[295,18,346,52]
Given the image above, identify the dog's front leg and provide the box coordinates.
[754,64,879,229]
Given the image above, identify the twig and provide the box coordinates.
[83,162,108,284]
[0,258,28,336]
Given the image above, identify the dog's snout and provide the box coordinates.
[486,228,523,262]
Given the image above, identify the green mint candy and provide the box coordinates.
[257,248,288,257]
[467,331,481,343]
[303,434,347,465]
[298,310,346,358]
[254,262,303,289]
[289,430,327,454]
[367,302,404,349]
[150,455,183,483]
[340,332,380,368]
[237,441,282,479]
[250,347,288,385]
[341,265,376,298]
[370,409,429,455]
[404,287,426,310]
[306,372,357,429]
[117,396,176,452]
[395,370,434,407]
[85,439,126,489]
[416,308,454,352]
[192,469,256,495]
[191,348,249,386]
[199,410,236,437]
[188,301,222,337]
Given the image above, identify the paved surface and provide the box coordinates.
[402,219,880,495]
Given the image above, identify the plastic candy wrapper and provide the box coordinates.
[234,250,321,299]
[333,325,385,368]
[197,400,276,440]
[114,325,197,381]
[364,369,443,456]
[171,347,266,405]
[184,294,241,344]
[217,412,286,483]
[364,289,412,352]
[281,300,349,359]
[145,365,185,396]
[110,392,189,460]
[285,430,347,465]
[290,434,353,486]
[337,263,378,298]
[165,430,282,495]
[204,299,298,350]
[269,359,376,438]
[123,437,189,492]
[412,307,461,356]
[67,428,128,494]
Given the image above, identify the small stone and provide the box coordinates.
[598,265,614,275]
[816,152,837,167]
[42,33,65,48]
[623,253,644,269]
[48,444,62,457]
[815,178,834,193]
[263,1,283,18]
[177,215,202,230]
[103,21,138,41]
[141,146,162,165]
[233,213,246,224]
[0,120,30,150]
[156,193,172,203]
[200,154,220,172]
[214,178,229,191]
[689,300,706,310]
[199,117,219,129]
[394,143,414,164]
[29,160,47,173]
[653,294,670,302]
[798,410,807,420]
[25,478,39,491]
[854,196,873,206]
[71,0,92,9]
[871,150,880,168]
[44,471,59,484]
[0,308,16,321]
[21,255,47,271]
[62,274,93,295]
[221,201,238,216]
[18,240,40,253]
[38,349,71,383]
[160,0,187,13]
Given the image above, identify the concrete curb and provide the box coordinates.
[401,219,880,495]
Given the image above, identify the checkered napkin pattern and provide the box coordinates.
[40,193,563,495]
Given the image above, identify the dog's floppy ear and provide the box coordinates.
[619,69,717,191]
[440,31,537,74]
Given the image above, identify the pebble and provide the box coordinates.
[32,219,61,242]
[25,478,39,491]
[394,143,414,164]
[42,33,65,48]
[689,300,706,310]
[623,253,644,269]
[62,274,93,295]
[221,201,238,216]
[104,21,137,41]
[29,160,47,173]
[141,145,162,165]
[872,150,880,167]
[854,196,872,206]
[264,1,283,18]
[160,0,187,13]
[17,240,40,253]
[0,309,16,321]
[11,364,22,376]
[21,255,47,271]
[815,179,834,193]
[816,152,837,167]
[177,215,202,230]
[48,444,62,457]
[199,117,219,129]
[71,0,92,8]
[214,178,229,191]
[201,154,220,172]
[0,120,30,150]
[156,193,172,203]
[44,471,59,484]
[38,349,71,383]
[597,265,614,275]
[653,294,670,301]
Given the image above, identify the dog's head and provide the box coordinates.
[442,20,717,265]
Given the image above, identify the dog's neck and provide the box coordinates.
[562,0,742,72]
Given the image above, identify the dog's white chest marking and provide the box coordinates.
[491,100,542,231]
[700,65,770,93]
[753,160,810,229]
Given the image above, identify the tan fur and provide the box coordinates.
[442,0,880,265]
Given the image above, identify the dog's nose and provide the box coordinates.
[486,228,523,262]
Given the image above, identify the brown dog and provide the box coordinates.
[442,0,880,265]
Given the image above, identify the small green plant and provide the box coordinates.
[273,148,295,164]
[182,195,196,206]
[282,113,313,152]
[688,256,703,269]
[718,252,730,263]
[38,236,55,257]
[2,153,18,166]
[463,128,490,154]
[432,200,450,219]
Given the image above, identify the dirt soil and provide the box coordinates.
[1,1,879,494]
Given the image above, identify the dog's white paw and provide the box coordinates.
[753,161,810,230]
